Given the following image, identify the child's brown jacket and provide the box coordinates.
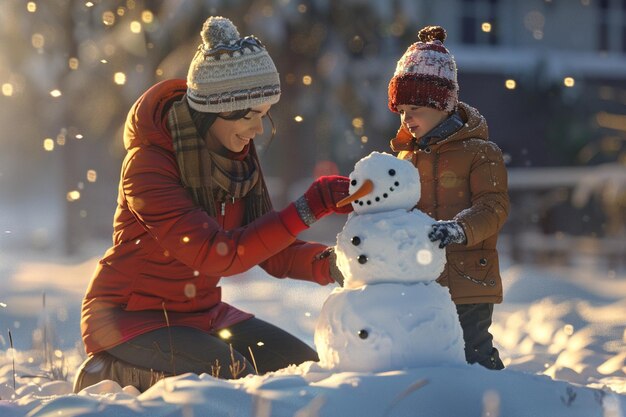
[392,102,509,304]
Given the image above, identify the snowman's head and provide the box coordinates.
[339,152,420,215]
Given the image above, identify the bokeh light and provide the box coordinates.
[313,160,339,177]
[130,21,142,33]
[184,283,197,298]
[66,191,81,202]
[86,170,97,182]
[114,72,127,85]
[43,139,54,151]
[102,11,116,26]
[31,33,45,49]
[141,10,154,23]
[2,83,14,96]
[416,250,433,265]
[68,57,79,70]
[352,117,364,129]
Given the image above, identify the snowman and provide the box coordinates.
[314,152,466,372]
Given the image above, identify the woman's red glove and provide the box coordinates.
[295,175,353,225]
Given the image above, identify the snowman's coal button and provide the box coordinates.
[358,329,369,339]
[479,258,488,266]
[383,193,388,198]
[388,169,396,176]
[394,181,399,186]
[351,236,361,246]
[357,255,368,264]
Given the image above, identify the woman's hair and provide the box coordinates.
[189,106,276,148]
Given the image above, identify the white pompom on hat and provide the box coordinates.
[186,16,281,113]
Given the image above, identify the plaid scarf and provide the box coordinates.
[167,97,272,224]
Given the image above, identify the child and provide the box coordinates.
[387,25,510,369]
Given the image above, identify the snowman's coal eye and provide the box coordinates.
[358,329,369,339]
[357,255,368,264]
[388,169,396,176]
[351,236,361,246]
[351,179,357,186]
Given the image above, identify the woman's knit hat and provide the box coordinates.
[388,26,458,113]
[186,16,281,113]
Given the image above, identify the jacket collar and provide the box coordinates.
[390,102,488,153]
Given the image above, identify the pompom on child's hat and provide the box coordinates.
[186,16,281,113]
[388,26,458,113]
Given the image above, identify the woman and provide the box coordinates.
[73,16,351,392]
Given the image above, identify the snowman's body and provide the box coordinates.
[314,283,466,372]
[315,152,466,372]
[336,209,446,288]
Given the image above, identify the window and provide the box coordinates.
[597,0,626,53]
[460,0,499,45]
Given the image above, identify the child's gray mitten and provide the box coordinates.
[428,221,467,248]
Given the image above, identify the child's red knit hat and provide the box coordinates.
[388,26,458,113]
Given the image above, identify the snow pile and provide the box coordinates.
[0,239,625,416]
[0,358,623,417]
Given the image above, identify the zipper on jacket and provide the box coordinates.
[220,197,236,223]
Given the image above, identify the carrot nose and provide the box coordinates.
[336,179,373,208]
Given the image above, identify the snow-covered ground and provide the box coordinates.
[0,243,625,416]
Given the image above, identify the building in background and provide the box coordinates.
[0,0,624,254]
